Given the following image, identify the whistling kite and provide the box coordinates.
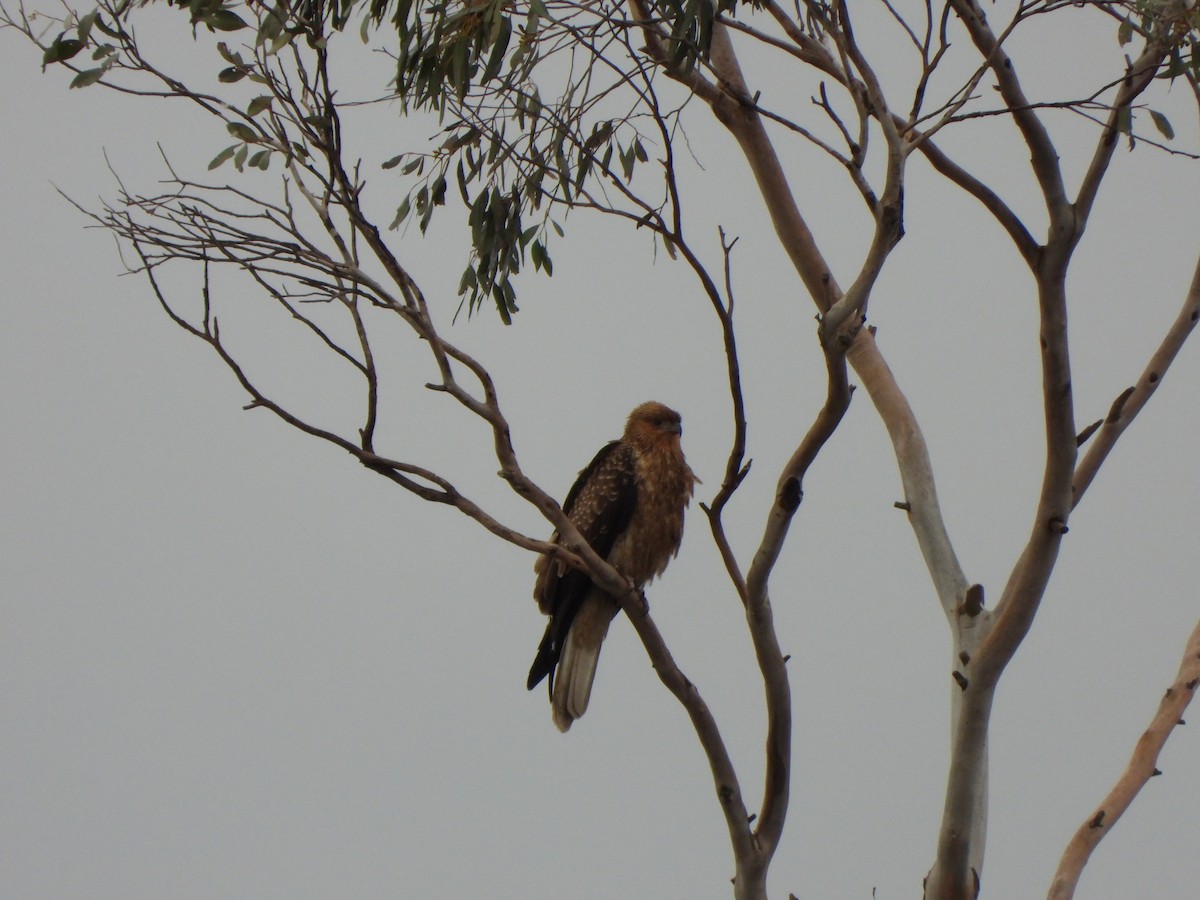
[527,401,696,731]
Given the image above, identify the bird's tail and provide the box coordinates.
[551,596,616,732]
[526,626,557,692]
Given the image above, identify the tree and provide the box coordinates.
[3,0,1199,896]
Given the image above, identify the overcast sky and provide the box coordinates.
[3,4,1199,898]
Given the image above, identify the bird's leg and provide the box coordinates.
[633,586,650,617]
[608,565,647,616]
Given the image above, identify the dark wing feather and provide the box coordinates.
[562,441,638,559]
[526,441,638,691]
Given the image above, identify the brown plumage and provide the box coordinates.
[527,401,696,732]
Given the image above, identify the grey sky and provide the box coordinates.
[2,5,1199,898]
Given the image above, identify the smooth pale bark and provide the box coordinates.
[1048,616,1200,899]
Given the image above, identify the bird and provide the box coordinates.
[527,401,696,731]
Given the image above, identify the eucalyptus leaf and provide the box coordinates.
[69,67,105,88]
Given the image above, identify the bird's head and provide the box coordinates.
[625,401,684,444]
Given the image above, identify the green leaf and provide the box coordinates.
[601,142,614,173]
[583,120,613,151]
[93,14,121,39]
[1149,109,1174,140]
[205,9,248,32]
[208,144,238,170]
[1118,19,1133,46]
[248,149,271,170]
[524,1,541,41]
[389,195,412,230]
[227,121,258,142]
[69,67,105,88]
[255,7,284,45]
[43,37,84,66]
[619,143,635,180]
[233,144,248,171]
[217,42,243,65]
[218,66,246,83]
[76,11,99,44]
[450,37,469,99]
[456,159,471,204]
[481,15,511,84]
[457,264,478,295]
[247,95,273,117]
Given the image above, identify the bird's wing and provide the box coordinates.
[527,440,638,691]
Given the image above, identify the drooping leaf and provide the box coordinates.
[76,11,99,44]
[583,120,613,151]
[216,41,242,65]
[481,15,511,84]
[255,5,285,45]
[457,264,477,295]
[389,195,412,230]
[208,144,238,170]
[1149,109,1175,140]
[93,13,121,39]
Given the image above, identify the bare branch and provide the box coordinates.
[700,228,750,604]
[1073,251,1200,504]
[1047,613,1200,900]
[846,330,971,616]
[945,0,1071,226]
[1074,38,1181,231]
[743,341,853,859]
